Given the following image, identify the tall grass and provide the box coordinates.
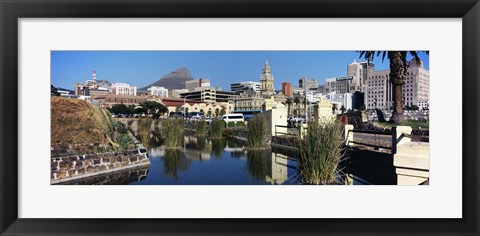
[196,120,207,136]
[297,120,345,185]
[210,120,225,139]
[137,118,153,148]
[162,118,184,148]
[246,114,268,149]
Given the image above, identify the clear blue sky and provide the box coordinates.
[51,51,429,91]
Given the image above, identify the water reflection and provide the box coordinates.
[76,135,376,185]
[162,149,191,181]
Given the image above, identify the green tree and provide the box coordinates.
[139,101,167,119]
[286,97,293,116]
[359,51,428,123]
[294,96,300,115]
[340,105,346,114]
[110,104,129,115]
[215,108,220,117]
[332,104,338,114]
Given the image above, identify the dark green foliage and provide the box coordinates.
[115,133,135,151]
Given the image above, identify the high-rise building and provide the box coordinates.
[259,60,275,95]
[281,82,291,96]
[365,59,429,110]
[299,77,318,89]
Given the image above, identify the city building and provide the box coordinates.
[185,79,211,91]
[324,76,354,94]
[365,59,429,110]
[281,82,291,96]
[112,83,137,96]
[324,92,353,112]
[230,81,260,94]
[179,87,235,103]
[259,60,275,95]
[233,90,265,111]
[299,77,318,89]
[170,89,189,98]
[91,94,148,108]
[160,98,232,116]
[347,60,375,93]
[147,86,168,97]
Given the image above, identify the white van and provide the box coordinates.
[221,114,244,123]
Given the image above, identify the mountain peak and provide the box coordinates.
[140,67,194,90]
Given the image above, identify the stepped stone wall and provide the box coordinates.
[51,148,149,184]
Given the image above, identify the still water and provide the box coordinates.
[68,136,378,185]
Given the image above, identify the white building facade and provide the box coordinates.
[147,86,168,97]
[112,83,137,96]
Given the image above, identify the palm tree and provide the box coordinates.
[332,104,338,114]
[286,97,293,116]
[359,51,428,123]
[294,96,301,116]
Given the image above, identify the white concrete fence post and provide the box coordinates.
[391,126,412,154]
[344,124,354,146]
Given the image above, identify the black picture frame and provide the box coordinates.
[1,0,479,235]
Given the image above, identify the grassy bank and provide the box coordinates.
[51,97,114,148]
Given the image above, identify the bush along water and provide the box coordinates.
[297,120,345,185]
[210,120,225,139]
[246,114,268,149]
[162,118,184,148]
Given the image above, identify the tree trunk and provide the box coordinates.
[388,51,408,124]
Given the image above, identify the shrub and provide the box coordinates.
[162,118,184,148]
[246,114,268,149]
[115,133,135,151]
[227,121,245,128]
[210,120,225,139]
[297,120,345,185]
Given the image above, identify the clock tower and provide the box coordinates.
[259,59,275,95]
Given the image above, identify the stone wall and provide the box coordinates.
[51,148,149,184]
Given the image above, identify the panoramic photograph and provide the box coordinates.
[50,51,430,185]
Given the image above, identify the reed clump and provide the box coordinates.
[297,120,345,185]
[162,118,184,148]
[137,118,153,147]
[246,114,268,149]
[196,120,207,136]
[210,120,225,139]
